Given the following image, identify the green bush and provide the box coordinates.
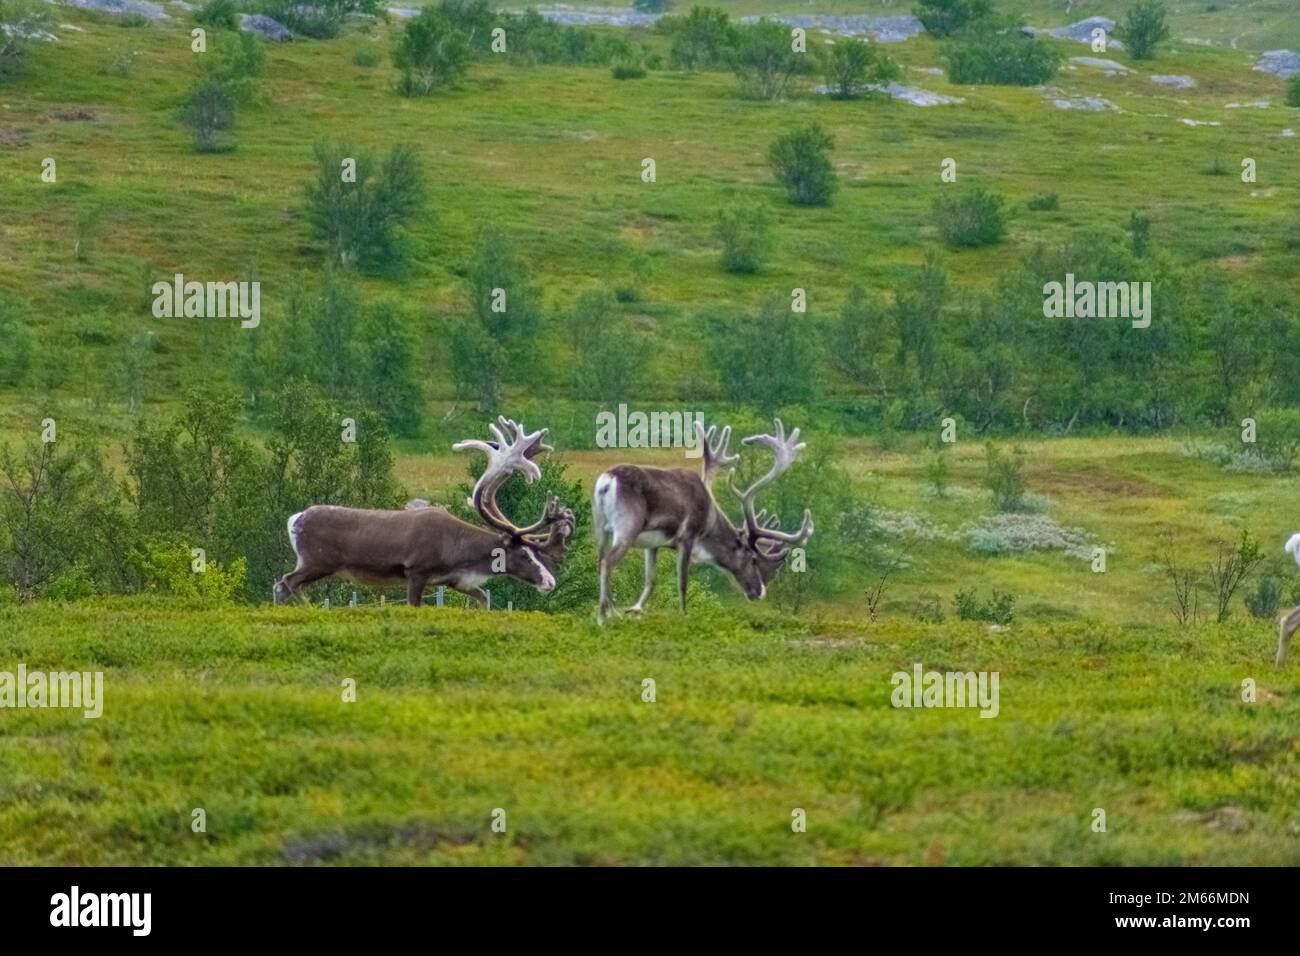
[393,7,472,95]
[768,123,837,206]
[954,587,1016,624]
[913,0,991,37]
[565,287,646,400]
[132,541,247,602]
[933,187,1006,247]
[0,1,54,81]
[0,303,34,387]
[709,298,817,414]
[448,228,540,410]
[0,441,129,601]
[195,0,240,29]
[715,202,771,274]
[732,18,811,100]
[182,76,236,152]
[945,30,1059,85]
[206,29,267,104]
[354,45,381,68]
[820,38,899,99]
[1287,74,1300,108]
[1122,0,1170,60]
[610,54,647,79]
[262,0,376,39]
[303,141,426,270]
[1245,576,1282,619]
[662,6,737,71]
[983,441,1026,512]
[501,9,628,66]
[1026,193,1058,211]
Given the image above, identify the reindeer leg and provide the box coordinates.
[676,542,693,613]
[627,548,657,614]
[406,572,430,608]
[277,568,329,604]
[598,542,631,624]
[450,585,489,607]
[1278,605,1300,665]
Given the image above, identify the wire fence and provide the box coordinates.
[286,586,514,612]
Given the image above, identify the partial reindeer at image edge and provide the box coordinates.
[592,418,814,624]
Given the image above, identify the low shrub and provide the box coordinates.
[954,587,1015,624]
[934,188,1006,247]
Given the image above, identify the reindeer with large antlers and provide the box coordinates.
[591,419,814,623]
[274,418,575,606]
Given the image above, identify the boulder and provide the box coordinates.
[1042,16,1124,50]
[1151,74,1195,89]
[1070,56,1131,75]
[240,12,292,41]
[739,14,924,42]
[1253,50,1300,78]
[1051,95,1115,111]
[2,22,59,40]
[55,0,168,19]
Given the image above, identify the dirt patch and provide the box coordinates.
[0,127,29,149]
[48,108,99,122]
[1031,467,1170,499]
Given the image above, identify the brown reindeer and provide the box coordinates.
[592,419,813,623]
[274,418,574,607]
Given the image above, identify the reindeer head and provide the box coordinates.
[454,417,576,592]
[726,418,815,596]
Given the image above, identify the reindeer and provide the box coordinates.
[274,418,574,607]
[592,419,814,623]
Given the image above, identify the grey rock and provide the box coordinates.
[1151,74,1195,89]
[2,22,59,40]
[1052,95,1115,111]
[1254,49,1300,78]
[54,0,168,19]
[815,81,963,106]
[1041,16,1124,50]
[520,5,661,28]
[240,12,292,41]
[739,14,923,43]
[1070,56,1131,74]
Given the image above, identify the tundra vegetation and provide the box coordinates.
[0,0,1299,864]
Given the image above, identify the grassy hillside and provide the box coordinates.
[1,4,1297,427]
[3,1,1300,867]
[1,599,1297,865]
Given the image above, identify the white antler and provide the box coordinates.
[694,421,740,488]
[454,417,556,536]
[730,418,814,551]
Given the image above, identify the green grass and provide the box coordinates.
[1,597,1297,865]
